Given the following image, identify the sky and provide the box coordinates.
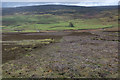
[1,0,119,3]
[1,0,119,7]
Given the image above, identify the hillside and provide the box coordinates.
[2,5,119,78]
[2,5,118,32]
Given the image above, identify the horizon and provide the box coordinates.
[2,2,119,8]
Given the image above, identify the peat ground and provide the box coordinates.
[2,29,119,78]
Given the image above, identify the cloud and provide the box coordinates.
[2,0,119,7]
[1,0,119,3]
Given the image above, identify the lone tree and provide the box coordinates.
[69,22,74,27]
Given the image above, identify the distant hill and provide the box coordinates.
[2,5,118,32]
[2,5,118,16]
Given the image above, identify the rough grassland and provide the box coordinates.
[2,14,117,32]
[2,30,119,78]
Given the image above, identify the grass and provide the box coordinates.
[2,14,118,32]
[2,30,118,78]
[2,39,55,46]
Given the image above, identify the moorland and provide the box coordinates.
[2,5,119,78]
[2,5,118,32]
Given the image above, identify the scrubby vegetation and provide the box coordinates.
[2,31,119,78]
[2,5,119,78]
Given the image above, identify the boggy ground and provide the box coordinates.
[2,30,119,78]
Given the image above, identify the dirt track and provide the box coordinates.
[2,30,119,78]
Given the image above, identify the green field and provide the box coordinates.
[2,5,118,32]
[2,14,117,32]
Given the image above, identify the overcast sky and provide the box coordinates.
[1,0,119,7]
[2,0,119,3]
